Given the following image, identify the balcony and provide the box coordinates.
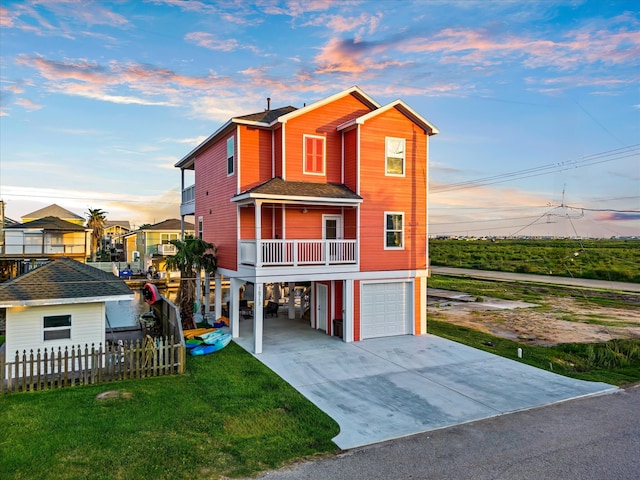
[240,239,357,267]
[157,243,177,255]
[180,184,195,216]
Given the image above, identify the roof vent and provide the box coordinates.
[266,97,271,111]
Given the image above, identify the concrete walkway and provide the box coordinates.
[233,316,617,450]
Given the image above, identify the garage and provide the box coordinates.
[360,281,412,339]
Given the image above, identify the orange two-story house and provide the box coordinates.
[176,86,438,353]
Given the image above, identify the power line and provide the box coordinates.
[431,145,640,194]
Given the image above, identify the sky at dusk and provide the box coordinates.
[1,0,638,238]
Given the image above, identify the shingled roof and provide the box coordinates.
[233,177,362,202]
[0,258,133,307]
[234,106,297,124]
[5,216,89,231]
[21,204,84,222]
[140,219,194,231]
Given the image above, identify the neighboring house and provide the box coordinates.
[0,257,134,372]
[20,204,85,226]
[123,219,194,274]
[175,86,438,353]
[1,204,89,280]
[103,220,131,262]
[1,216,92,278]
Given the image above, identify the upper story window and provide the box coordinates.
[384,212,404,249]
[44,314,71,341]
[303,135,325,175]
[227,137,234,176]
[197,216,204,239]
[160,233,179,244]
[385,137,405,176]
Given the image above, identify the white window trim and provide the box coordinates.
[43,314,72,341]
[385,136,406,177]
[303,134,326,176]
[384,211,404,250]
[227,136,235,177]
[197,216,204,239]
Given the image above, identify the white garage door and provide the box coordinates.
[361,282,411,339]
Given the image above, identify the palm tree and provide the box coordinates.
[86,208,107,261]
[165,235,217,330]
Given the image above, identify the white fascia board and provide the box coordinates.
[231,193,362,205]
[175,119,234,168]
[277,86,381,125]
[337,100,440,135]
[0,294,134,308]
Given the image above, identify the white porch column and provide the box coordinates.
[204,272,211,322]
[344,279,354,342]
[419,276,427,335]
[214,273,222,319]
[288,281,295,319]
[253,282,264,354]
[230,277,242,338]
[194,268,202,323]
[255,200,262,268]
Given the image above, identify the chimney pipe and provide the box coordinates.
[267,97,271,111]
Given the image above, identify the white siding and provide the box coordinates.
[5,302,106,359]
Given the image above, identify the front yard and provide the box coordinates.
[0,342,339,479]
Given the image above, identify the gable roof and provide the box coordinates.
[232,177,362,206]
[6,216,89,231]
[277,86,380,125]
[105,220,131,229]
[0,257,133,307]
[175,86,380,170]
[142,219,194,231]
[337,99,439,135]
[21,204,84,222]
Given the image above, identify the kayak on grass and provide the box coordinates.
[188,333,232,356]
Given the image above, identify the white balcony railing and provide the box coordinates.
[239,239,357,267]
[180,184,196,216]
[157,243,177,255]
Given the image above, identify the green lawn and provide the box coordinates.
[0,342,339,480]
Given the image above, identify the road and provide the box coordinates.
[430,266,640,293]
[253,385,640,480]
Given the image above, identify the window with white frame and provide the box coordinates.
[385,212,404,249]
[227,137,234,175]
[43,314,71,341]
[303,135,325,175]
[198,216,204,239]
[160,233,179,244]
[385,137,405,176]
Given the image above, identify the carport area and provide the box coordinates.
[233,315,617,450]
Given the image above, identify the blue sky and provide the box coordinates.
[1,0,638,238]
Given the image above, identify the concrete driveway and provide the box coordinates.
[233,316,617,450]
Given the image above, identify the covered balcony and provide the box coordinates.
[233,178,363,271]
[240,239,357,267]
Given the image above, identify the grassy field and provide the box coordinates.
[427,275,640,386]
[0,342,339,480]
[429,238,640,283]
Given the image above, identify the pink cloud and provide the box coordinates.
[185,32,240,52]
[314,37,406,74]
[14,98,43,111]
[14,54,233,107]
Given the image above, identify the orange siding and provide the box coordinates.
[343,128,358,192]
[358,108,428,272]
[239,126,273,189]
[284,94,371,184]
[274,127,283,178]
[195,130,238,270]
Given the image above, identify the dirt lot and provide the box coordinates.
[428,288,640,346]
